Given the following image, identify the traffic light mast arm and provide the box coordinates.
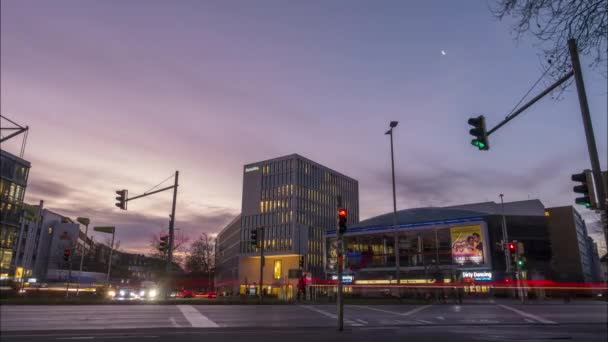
[486,70,574,136]
[126,185,176,202]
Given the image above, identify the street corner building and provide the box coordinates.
[216,154,359,298]
[324,200,601,296]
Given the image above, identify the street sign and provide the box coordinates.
[94,226,115,234]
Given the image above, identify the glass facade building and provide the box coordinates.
[0,150,30,277]
[240,154,359,279]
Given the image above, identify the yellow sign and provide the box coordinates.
[450,225,484,265]
[15,267,24,280]
[273,260,282,280]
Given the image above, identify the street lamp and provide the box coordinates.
[76,217,90,296]
[385,121,400,287]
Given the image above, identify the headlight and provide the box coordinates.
[148,289,157,298]
[139,290,145,297]
[119,290,126,296]
[108,290,116,297]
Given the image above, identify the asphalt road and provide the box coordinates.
[1,302,606,341]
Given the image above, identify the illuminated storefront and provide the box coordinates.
[325,202,553,294]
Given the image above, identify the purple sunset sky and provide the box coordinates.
[1,0,606,254]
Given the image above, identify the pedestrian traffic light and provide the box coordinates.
[338,208,347,234]
[115,189,128,210]
[299,256,305,269]
[468,115,489,151]
[508,241,516,253]
[159,235,168,252]
[63,249,71,261]
[250,229,258,247]
[571,170,593,208]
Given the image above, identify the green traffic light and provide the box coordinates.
[517,260,523,265]
[471,139,485,149]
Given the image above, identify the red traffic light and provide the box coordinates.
[338,208,347,218]
[64,249,71,256]
[508,242,516,251]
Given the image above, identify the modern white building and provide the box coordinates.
[238,154,359,295]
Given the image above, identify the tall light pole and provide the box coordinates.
[385,121,400,285]
[76,217,90,296]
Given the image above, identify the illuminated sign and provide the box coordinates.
[462,271,492,281]
[245,166,260,172]
[451,225,484,265]
[331,275,354,283]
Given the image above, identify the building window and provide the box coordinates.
[274,260,282,279]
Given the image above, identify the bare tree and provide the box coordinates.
[185,233,215,275]
[491,0,608,79]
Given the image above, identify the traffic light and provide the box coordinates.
[571,170,594,208]
[338,208,347,234]
[508,241,516,253]
[159,235,169,252]
[250,229,258,247]
[63,249,71,261]
[115,189,128,210]
[299,256,305,269]
[468,115,489,151]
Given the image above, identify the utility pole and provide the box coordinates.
[258,227,265,304]
[568,39,608,246]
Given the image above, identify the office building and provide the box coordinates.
[239,154,358,295]
[0,149,30,278]
[12,202,95,283]
[215,214,241,295]
[325,200,552,294]
[546,206,598,282]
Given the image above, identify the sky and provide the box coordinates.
[2,0,607,255]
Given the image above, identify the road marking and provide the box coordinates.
[298,305,364,326]
[356,319,368,324]
[401,305,432,316]
[169,317,180,328]
[351,305,432,317]
[524,318,535,323]
[436,316,445,320]
[177,305,219,328]
[498,304,556,324]
[416,319,433,324]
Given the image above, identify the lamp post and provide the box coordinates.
[385,121,400,286]
[76,217,90,296]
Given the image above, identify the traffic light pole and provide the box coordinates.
[167,171,179,275]
[337,229,344,331]
[568,39,608,246]
[472,39,607,249]
[259,227,265,304]
[500,194,512,274]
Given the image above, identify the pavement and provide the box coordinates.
[1,302,606,341]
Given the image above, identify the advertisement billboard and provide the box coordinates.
[450,225,484,265]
